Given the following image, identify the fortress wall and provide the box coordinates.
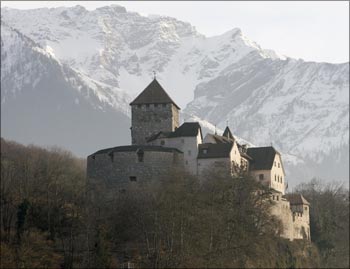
[270,197,294,240]
[292,212,311,240]
[87,150,184,188]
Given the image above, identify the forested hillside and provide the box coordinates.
[0,138,348,268]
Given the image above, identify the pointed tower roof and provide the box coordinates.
[130,79,180,109]
[222,126,234,139]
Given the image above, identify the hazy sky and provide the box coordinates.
[2,1,349,63]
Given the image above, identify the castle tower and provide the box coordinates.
[129,78,180,145]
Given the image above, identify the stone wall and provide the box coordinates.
[87,149,184,189]
[131,103,179,145]
[290,204,311,240]
[270,194,311,241]
[270,195,294,240]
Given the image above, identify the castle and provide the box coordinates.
[87,78,310,241]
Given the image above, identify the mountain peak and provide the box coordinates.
[96,4,127,14]
[228,27,242,35]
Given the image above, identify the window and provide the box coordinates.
[137,149,144,162]
[276,196,279,201]
[160,140,165,145]
[162,104,167,107]
[146,104,150,108]
[109,152,114,162]
[154,104,158,108]
[188,150,191,156]
[272,195,275,200]
[278,163,280,168]
[137,104,141,108]
[185,160,188,165]
[259,174,264,180]
[304,207,307,211]
[275,175,277,181]
[280,176,283,182]
[274,161,276,167]
[129,176,137,182]
[203,149,208,154]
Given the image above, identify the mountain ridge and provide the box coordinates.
[1,5,348,186]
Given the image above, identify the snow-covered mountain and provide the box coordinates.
[1,5,348,186]
[1,21,131,156]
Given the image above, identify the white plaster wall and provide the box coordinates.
[251,170,271,189]
[270,154,286,194]
[230,141,241,166]
[149,130,202,175]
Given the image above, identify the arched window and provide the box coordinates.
[136,149,144,162]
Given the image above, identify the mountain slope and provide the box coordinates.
[1,5,348,185]
[185,50,349,184]
[1,5,281,107]
[1,22,131,156]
